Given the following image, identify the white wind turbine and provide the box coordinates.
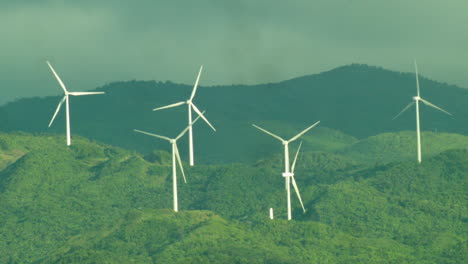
[253,121,320,220]
[153,66,216,166]
[393,61,452,163]
[134,115,201,212]
[46,61,105,146]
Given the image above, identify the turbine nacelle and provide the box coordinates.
[282,172,294,177]
[282,141,288,146]
[413,96,421,101]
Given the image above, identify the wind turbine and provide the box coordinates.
[134,115,201,212]
[46,61,105,146]
[153,66,216,166]
[253,121,320,220]
[393,61,452,163]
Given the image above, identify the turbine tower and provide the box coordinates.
[393,61,452,163]
[46,61,105,146]
[134,115,201,212]
[153,66,216,166]
[253,121,320,220]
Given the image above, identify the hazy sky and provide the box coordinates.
[1,0,467,104]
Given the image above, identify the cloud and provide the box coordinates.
[0,0,467,104]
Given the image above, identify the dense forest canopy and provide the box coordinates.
[0,130,466,263]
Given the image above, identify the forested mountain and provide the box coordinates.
[1,65,466,263]
[0,132,466,263]
[1,64,467,163]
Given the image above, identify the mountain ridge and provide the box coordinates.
[0,64,467,164]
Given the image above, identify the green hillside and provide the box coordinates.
[339,131,468,164]
[0,132,466,263]
[39,209,420,264]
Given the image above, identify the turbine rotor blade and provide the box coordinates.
[252,124,285,142]
[46,61,68,93]
[420,98,452,116]
[68,91,105,96]
[288,121,320,143]
[190,65,203,101]
[176,126,190,141]
[392,101,415,120]
[133,129,172,141]
[153,101,186,111]
[414,60,420,97]
[291,176,306,213]
[191,104,216,131]
[291,141,303,173]
[175,143,187,183]
[48,96,66,127]
[176,113,203,140]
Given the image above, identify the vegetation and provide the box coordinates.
[0,64,466,262]
[0,132,465,263]
[339,131,468,163]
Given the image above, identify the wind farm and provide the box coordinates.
[0,1,467,263]
[0,63,466,264]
